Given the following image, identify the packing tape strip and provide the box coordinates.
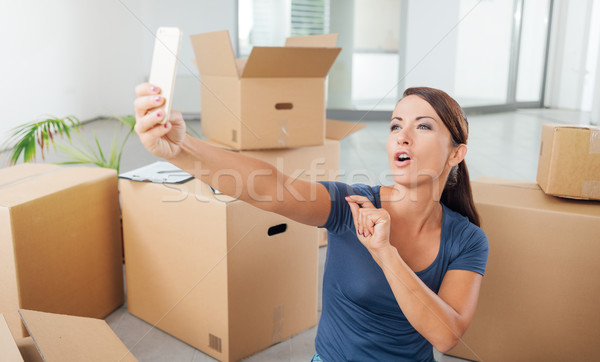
[582,181,600,199]
[0,167,64,191]
[278,119,289,148]
[271,304,284,344]
[590,128,600,154]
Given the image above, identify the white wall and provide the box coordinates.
[353,0,400,52]
[138,0,238,115]
[403,0,459,94]
[350,0,401,107]
[0,0,142,142]
[582,0,600,114]
[328,0,354,109]
[454,0,513,105]
[545,0,595,110]
[0,0,237,143]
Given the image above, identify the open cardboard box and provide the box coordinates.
[120,175,319,362]
[191,30,341,150]
[0,310,136,361]
[446,177,600,361]
[203,119,366,247]
[537,123,600,200]
[0,164,124,339]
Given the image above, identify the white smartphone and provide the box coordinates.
[149,27,182,124]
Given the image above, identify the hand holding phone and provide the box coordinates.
[149,27,182,124]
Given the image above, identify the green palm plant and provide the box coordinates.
[2,116,81,165]
[2,115,136,174]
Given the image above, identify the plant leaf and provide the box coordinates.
[108,129,119,171]
[56,144,98,164]
[115,114,136,130]
[75,128,102,162]
[23,141,35,164]
[116,127,135,173]
[1,116,82,165]
[94,132,107,164]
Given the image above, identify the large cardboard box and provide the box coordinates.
[0,164,124,339]
[0,310,136,361]
[190,30,341,150]
[446,177,600,362]
[537,123,600,200]
[205,119,366,247]
[120,177,319,362]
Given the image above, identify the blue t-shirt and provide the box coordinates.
[315,182,489,362]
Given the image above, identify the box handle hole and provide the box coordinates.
[275,103,293,110]
[268,223,287,236]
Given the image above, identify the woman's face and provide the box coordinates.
[386,95,462,189]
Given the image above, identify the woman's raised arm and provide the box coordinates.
[134,82,331,227]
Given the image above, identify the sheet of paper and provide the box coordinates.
[119,161,193,184]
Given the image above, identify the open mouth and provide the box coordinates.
[395,151,411,163]
[397,153,411,162]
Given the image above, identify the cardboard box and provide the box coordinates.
[537,123,600,200]
[190,30,341,150]
[204,119,365,247]
[446,177,600,362]
[0,164,124,339]
[0,310,136,361]
[120,177,319,362]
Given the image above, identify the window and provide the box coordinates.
[290,0,330,36]
[238,0,329,57]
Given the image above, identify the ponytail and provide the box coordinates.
[440,161,480,227]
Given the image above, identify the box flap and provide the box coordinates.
[285,33,338,48]
[326,119,366,140]
[19,309,137,362]
[0,314,23,362]
[241,47,341,78]
[235,58,248,75]
[190,30,239,77]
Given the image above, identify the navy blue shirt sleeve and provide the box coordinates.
[317,181,376,235]
[447,226,489,276]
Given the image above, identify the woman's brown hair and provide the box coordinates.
[402,87,480,227]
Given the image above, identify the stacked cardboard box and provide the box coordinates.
[189,30,358,247]
[190,30,341,150]
[446,178,600,361]
[0,164,124,340]
[119,31,358,361]
[203,118,365,246]
[447,124,600,361]
[120,177,318,362]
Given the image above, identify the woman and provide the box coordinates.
[133,85,488,361]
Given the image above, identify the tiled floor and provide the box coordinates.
[6,107,592,361]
